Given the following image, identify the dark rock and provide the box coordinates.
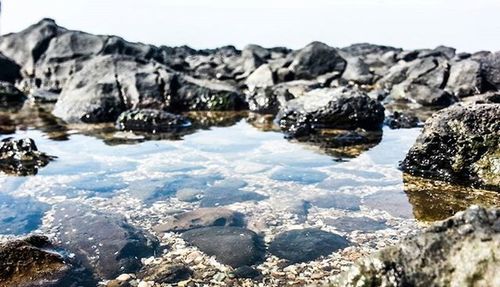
[246,85,295,114]
[341,57,374,85]
[277,87,385,138]
[335,206,500,286]
[141,264,192,284]
[0,235,95,287]
[116,108,191,133]
[289,42,346,80]
[0,53,21,83]
[200,188,267,207]
[52,204,160,280]
[0,81,27,110]
[480,51,500,89]
[231,266,261,279]
[153,207,245,233]
[384,111,421,129]
[324,216,388,233]
[0,193,49,235]
[0,137,55,176]
[269,228,350,263]
[400,104,500,190]
[181,226,265,267]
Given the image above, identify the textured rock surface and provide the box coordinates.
[116,108,191,133]
[0,81,27,110]
[289,41,346,80]
[0,137,54,175]
[335,206,500,287]
[400,104,500,190]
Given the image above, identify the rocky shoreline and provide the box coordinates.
[0,19,499,286]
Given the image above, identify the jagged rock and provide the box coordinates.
[335,206,500,287]
[153,207,245,233]
[0,53,21,83]
[0,81,27,110]
[0,235,95,287]
[0,137,54,176]
[181,226,265,267]
[384,111,421,129]
[289,42,346,80]
[446,59,483,97]
[245,64,275,89]
[400,104,500,190]
[341,57,374,84]
[277,87,385,138]
[116,108,191,133]
[269,228,350,263]
[246,85,294,114]
[52,204,160,280]
[480,51,500,89]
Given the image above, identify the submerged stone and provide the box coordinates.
[324,216,388,233]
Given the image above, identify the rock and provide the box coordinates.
[269,228,350,263]
[0,137,55,176]
[231,266,261,279]
[335,206,500,286]
[400,104,500,190]
[480,51,500,89]
[0,53,21,83]
[289,42,346,80]
[341,57,374,85]
[175,188,203,202]
[324,216,388,233]
[446,59,483,97]
[305,192,361,211]
[384,111,421,129]
[181,226,265,267]
[0,81,27,110]
[246,85,295,114]
[462,91,500,104]
[200,189,267,207]
[277,87,385,138]
[270,167,327,184]
[116,108,191,133]
[141,264,192,284]
[0,193,49,235]
[153,207,245,233]
[52,204,160,280]
[245,64,275,89]
[0,235,95,287]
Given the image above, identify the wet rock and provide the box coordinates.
[324,216,388,233]
[277,87,385,138]
[384,111,421,129]
[0,193,49,235]
[0,81,27,110]
[181,226,265,267]
[153,207,245,233]
[305,192,361,211]
[116,108,191,133]
[0,53,21,83]
[0,137,55,176]
[480,51,500,89]
[335,206,500,286]
[140,264,192,284]
[200,188,267,207]
[400,104,500,190]
[175,188,203,202]
[0,235,94,287]
[231,266,261,279]
[52,204,160,280]
[246,85,295,114]
[446,59,483,97]
[269,228,350,263]
[270,167,327,184]
[289,42,346,80]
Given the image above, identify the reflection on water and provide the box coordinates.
[0,103,497,239]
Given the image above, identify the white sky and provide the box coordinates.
[1,0,499,53]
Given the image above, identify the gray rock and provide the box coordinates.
[341,57,374,85]
[181,226,265,267]
[245,64,275,89]
[0,81,27,110]
[153,207,245,233]
[400,104,500,190]
[384,111,421,129]
[269,228,350,263]
[140,264,192,284]
[305,192,361,211]
[289,42,346,80]
[116,108,191,133]
[335,206,500,287]
[175,188,204,202]
[52,204,160,280]
[246,85,294,114]
[446,59,483,97]
[0,137,55,176]
[480,51,500,89]
[324,216,388,233]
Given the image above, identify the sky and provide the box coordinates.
[1,0,499,53]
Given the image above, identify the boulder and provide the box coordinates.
[289,42,346,80]
[245,64,275,89]
[446,59,483,97]
[0,53,21,83]
[153,207,245,233]
[0,235,95,287]
[335,206,500,286]
[116,108,191,133]
[52,204,160,280]
[277,87,385,138]
[400,104,500,190]
[0,137,54,176]
[0,81,27,110]
[341,57,374,85]
[181,226,265,267]
[269,228,350,263]
[246,85,294,114]
[480,51,500,89]
[384,111,421,129]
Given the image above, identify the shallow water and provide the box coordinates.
[1,106,498,285]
